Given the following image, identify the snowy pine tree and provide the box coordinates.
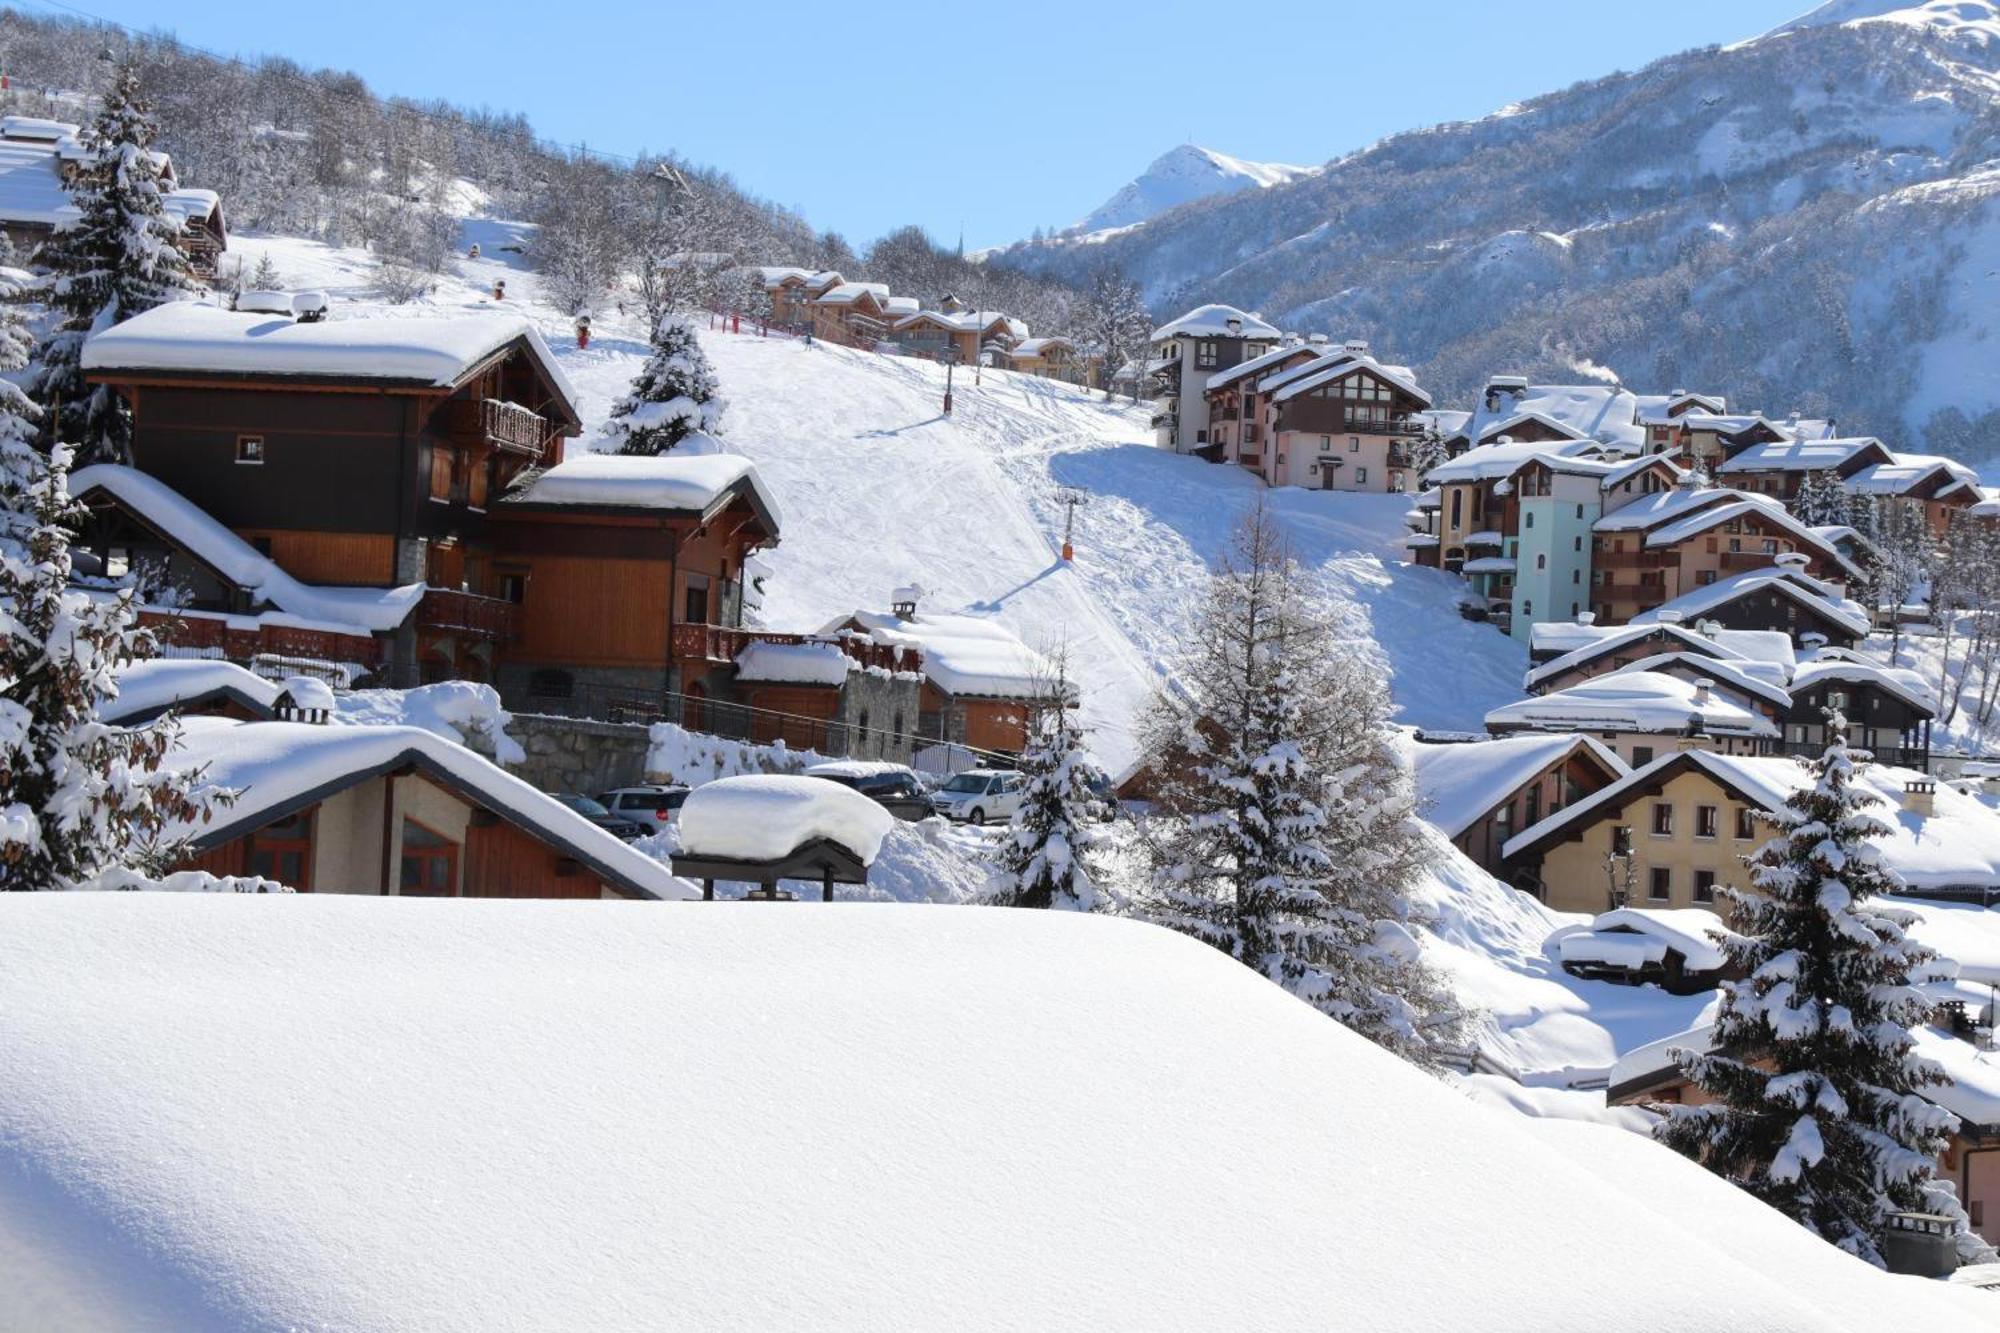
[0,299,239,889]
[990,658,1101,910]
[1791,469,1850,528]
[605,313,724,455]
[1657,716,1991,1266]
[31,60,199,462]
[249,252,283,291]
[1141,503,1460,1064]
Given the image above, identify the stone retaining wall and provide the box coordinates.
[507,712,654,796]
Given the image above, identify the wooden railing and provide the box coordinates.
[669,624,919,675]
[481,399,547,456]
[418,588,519,641]
[140,608,383,669]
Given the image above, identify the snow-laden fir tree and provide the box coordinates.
[0,295,245,890]
[990,656,1101,910]
[605,313,724,456]
[1140,502,1461,1064]
[31,60,199,462]
[1657,714,1992,1267]
[1791,469,1850,528]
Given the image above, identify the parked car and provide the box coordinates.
[928,768,1025,825]
[596,784,692,834]
[802,762,934,821]
[553,793,648,841]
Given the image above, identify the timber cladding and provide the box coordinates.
[125,385,416,534]
[511,553,673,666]
[233,529,396,584]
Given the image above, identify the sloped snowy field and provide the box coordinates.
[0,896,1990,1332]
[225,225,1527,774]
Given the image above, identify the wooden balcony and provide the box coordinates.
[418,588,519,641]
[445,397,550,459]
[140,608,384,670]
[671,624,919,675]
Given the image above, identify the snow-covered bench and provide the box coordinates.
[672,774,893,901]
[1556,907,1738,994]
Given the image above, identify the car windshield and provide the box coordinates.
[560,795,612,817]
[941,774,989,794]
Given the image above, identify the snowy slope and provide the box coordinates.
[225,226,1525,774]
[0,895,1988,1331]
[1070,143,1317,236]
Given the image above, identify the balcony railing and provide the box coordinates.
[446,397,549,458]
[140,608,385,670]
[670,624,920,675]
[418,588,519,641]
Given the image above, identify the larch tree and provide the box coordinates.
[0,294,253,891]
[32,59,200,463]
[990,655,1101,911]
[1140,502,1461,1065]
[1081,265,1153,401]
[1657,715,1992,1267]
[605,313,724,456]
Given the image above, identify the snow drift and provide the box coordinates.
[0,897,1985,1330]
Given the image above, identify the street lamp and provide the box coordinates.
[940,345,960,416]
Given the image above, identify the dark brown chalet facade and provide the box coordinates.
[81,303,581,686]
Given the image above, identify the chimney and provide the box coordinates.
[1775,551,1810,572]
[1657,610,1685,626]
[1696,618,1722,638]
[1484,374,1529,411]
[272,674,335,725]
[1225,317,1243,336]
[1343,339,1371,356]
[1307,332,1330,345]
[890,584,923,620]
[1904,778,1936,819]
[1576,611,1597,626]
[1692,678,1714,707]
[1677,710,1711,751]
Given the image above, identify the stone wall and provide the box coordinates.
[507,712,655,796]
[837,671,923,763]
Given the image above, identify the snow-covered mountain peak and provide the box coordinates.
[1070,143,1316,236]
[1766,0,2000,40]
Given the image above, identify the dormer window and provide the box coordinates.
[235,435,265,465]
[1195,340,1218,369]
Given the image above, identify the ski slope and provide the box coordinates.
[227,223,1526,773]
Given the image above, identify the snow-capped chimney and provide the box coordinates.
[1484,374,1529,412]
[1677,710,1711,750]
[1657,610,1685,626]
[1576,611,1597,627]
[891,585,923,620]
[236,289,295,318]
[1307,333,1330,346]
[1775,551,1810,572]
[1903,778,1936,819]
[1343,339,1370,356]
[1225,317,1243,336]
[1696,618,1722,639]
[1692,679,1714,707]
[272,675,335,725]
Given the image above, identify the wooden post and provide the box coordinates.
[702,878,714,901]
[822,869,833,903]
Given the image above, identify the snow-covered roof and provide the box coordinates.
[0,897,1977,1328]
[508,452,783,527]
[103,657,281,725]
[1525,623,1750,689]
[1461,556,1516,574]
[1845,452,1981,495]
[1714,437,1885,474]
[1423,438,1609,485]
[1485,671,1779,740]
[1407,734,1627,838]
[1558,906,1735,974]
[814,281,890,306]
[1268,355,1432,408]
[82,302,579,411]
[166,716,689,900]
[1600,454,1687,490]
[1612,652,1794,710]
[882,296,921,318]
[1630,568,1870,641]
[1150,303,1280,342]
[1790,657,1938,715]
[160,186,222,225]
[1202,343,1329,391]
[1008,336,1073,359]
[733,639,855,686]
[827,608,1048,699]
[0,129,79,226]
[757,265,813,286]
[1457,383,1653,452]
[677,773,894,865]
[69,464,425,633]
[0,115,78,141]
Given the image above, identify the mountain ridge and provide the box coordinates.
[1069,143,1317,236]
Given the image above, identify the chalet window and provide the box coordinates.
[1195,341,1218,369]
[1728,537,1742,553]
[429,444,455,502]
[1576,504,1585,520]
[1347,437,1360,452]
[1697,570,1717,586]
[1572,570,1581,585]
[1390,471,1405,492]
[235,434,266,465]
[1525,513,1535,529]
[498,568,528,605]
[529,668,573,700]
[1612,826,1634,857]
[1828,690,1848,711]
[1632,746,1655,767]
[1525,784,1541,827]
[1696,805,1718,839]
[1574,536,1583,551]
[684,573,712,626]
[248,810,312,889]
[1735,807,1756,840]
[1651,803,1673,836]
[399,818,458,897]
[1763,539,1778,555]
[1536,554,1546,570]
[1648,867,1671,901]
[1694,870,1717,904]
[1450,492,1463,528]
[105,547,130,577]
[1354,467,1366,484]
[1521,599,1531,616]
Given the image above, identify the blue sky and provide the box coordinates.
[69,0,1813,248]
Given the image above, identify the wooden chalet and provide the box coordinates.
[1201,343,1431,491]
[81,301,583,684]
[171,716,687,899]
[0,116,228,276]
[810,282,895,347]
[1408,734,1628,881]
